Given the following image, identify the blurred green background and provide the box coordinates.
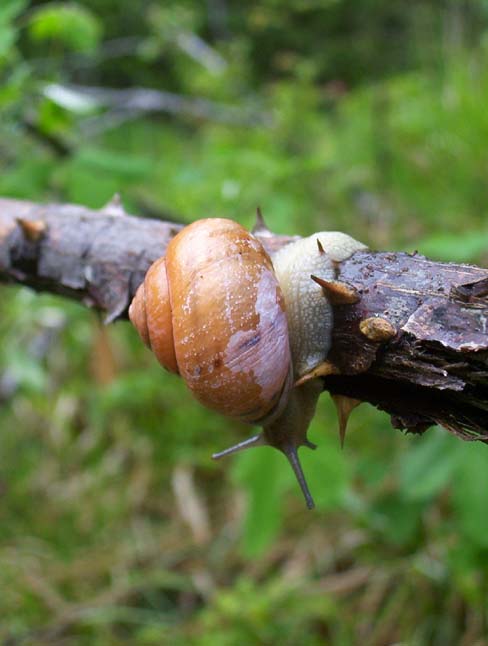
[1,1,488,644]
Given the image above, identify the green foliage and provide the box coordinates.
[1,0,488,644]
[28,3,102,53]
[453,443,488,549]
[419,229,488,262]
[194,576,336,646]
[399,430,458,502]
[0,0,27,61]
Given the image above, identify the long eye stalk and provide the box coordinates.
[280,442,315,510]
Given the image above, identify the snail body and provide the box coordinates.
[272,232,367,377]
[129,216,366,508]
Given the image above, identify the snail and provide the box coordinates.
[129,215,367,508]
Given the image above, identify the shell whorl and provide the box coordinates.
[129,257,178,373]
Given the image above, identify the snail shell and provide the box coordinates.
[129,218,293,426]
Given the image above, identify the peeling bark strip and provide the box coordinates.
[0,197,183,323]
[0,197,486,440]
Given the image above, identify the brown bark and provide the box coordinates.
[0,197,486,440]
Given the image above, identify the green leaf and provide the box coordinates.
[232,448,288,558]
[300,432,349,511]
[76,147,153,178]
[28,3,102,53]
[0,0,27,62]
[368,492,423,546]
[399,429,458,501]
[453,443,488,549]
[7,350,47,393]
[0,26,17,60]
[419,230,488,262]
[0,0,27,25]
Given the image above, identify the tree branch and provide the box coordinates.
[43,84,272,128]
[0,196,486,440]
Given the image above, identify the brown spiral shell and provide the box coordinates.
[129,218,292,425]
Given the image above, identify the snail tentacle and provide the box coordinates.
[212,434,264,459]
[281,443,315,510]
